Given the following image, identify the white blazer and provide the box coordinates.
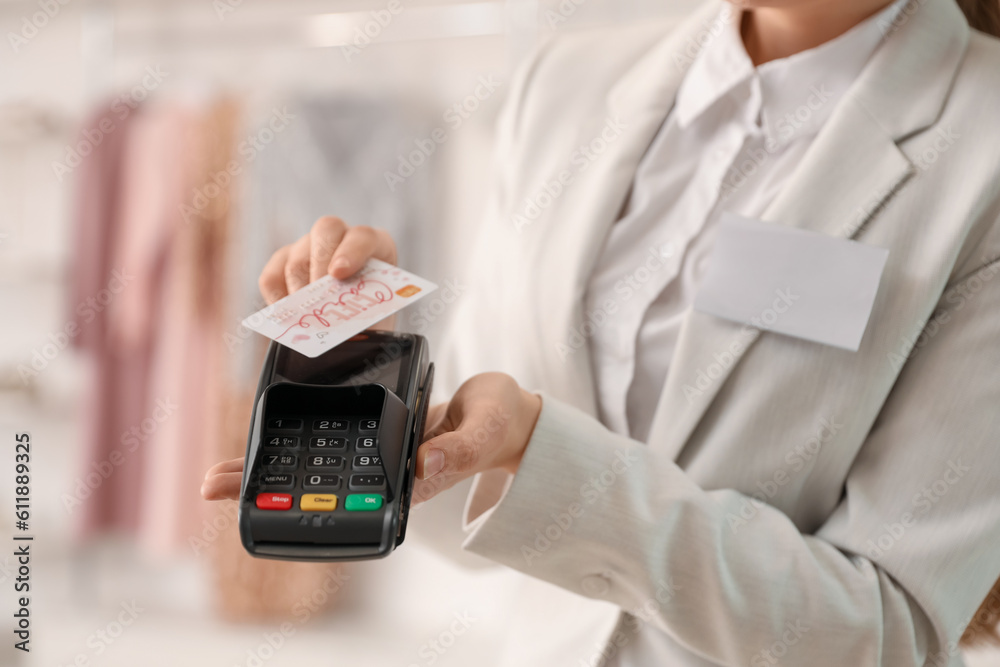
[436,0,1000,664]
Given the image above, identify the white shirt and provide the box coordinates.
[584,1,906,445]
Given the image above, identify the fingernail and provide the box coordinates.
[423,449,444,479]
[331,257,350,273]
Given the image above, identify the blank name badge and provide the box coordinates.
[694,213,889,351]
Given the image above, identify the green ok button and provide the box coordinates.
[345,494,383,511]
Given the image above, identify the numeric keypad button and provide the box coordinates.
[262,454,297,471]
[313,419,349,432]
[356,437,377,451]
[264,436,299,449]
[310,437,347,451]
[358,419,380,433]
[306,455,345,471]
[303,474,342,490]
[352,455,382,470]
[266,418,302,432]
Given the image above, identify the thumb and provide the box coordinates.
[415,430,481,482]
[411,430,483,505]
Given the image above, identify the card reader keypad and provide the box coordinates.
[263,454,297,471]
[267,418,302,432]
[257,415,386,513]
[306,455,345,471]
[313,419,349,432]
[303,474,341,489]
[310,437,346,451]
[265,436,299,449]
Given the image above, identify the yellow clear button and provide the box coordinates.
[300,494,338,511]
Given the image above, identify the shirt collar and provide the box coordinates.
[674,5,751,129]
[675,0,908,148]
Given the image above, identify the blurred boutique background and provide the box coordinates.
[1,0,998,666]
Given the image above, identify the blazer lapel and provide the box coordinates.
[532,2,725,412]
[644,0,970,460]
[645,104,915,459]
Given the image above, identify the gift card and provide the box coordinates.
[242,259,437,357]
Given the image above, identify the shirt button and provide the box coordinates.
[581,574,612,597]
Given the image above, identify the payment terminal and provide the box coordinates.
[238,331,433,561]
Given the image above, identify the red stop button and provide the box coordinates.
[256,493,293,510]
